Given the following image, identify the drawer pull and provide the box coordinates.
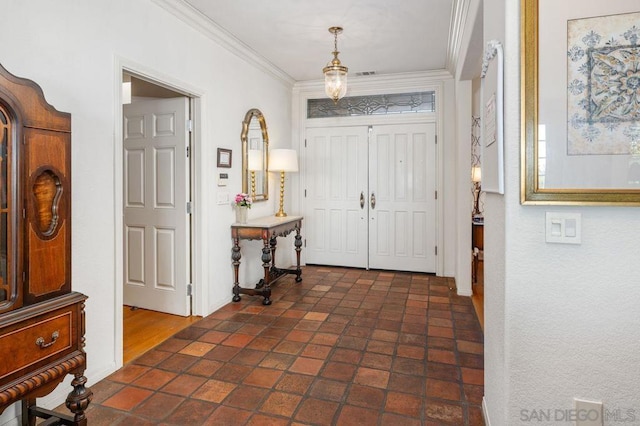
[35,331,60,349]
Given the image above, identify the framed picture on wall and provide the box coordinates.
[217,148,232,168]
[521,0,640,205]
[481,39,504,194]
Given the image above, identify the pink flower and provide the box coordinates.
[235,193,252,208]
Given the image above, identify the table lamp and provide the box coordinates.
[472,166,482,218]
[269,149,298,217]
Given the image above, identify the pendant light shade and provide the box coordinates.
[323,26,348,103]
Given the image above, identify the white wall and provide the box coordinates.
[454,79,474,296]
[485,0,640,424]
[0,0,293,421]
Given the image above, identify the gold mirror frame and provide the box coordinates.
[521,0,640,205]
[241,108,269,201]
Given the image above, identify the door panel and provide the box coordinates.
[305,127,369,267]
[369,124,436,272]
[125,226,145,284]
[123,97,190,316]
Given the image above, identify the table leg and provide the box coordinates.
[294,227,302,282]
[261,238,272,305]
[232,237,242,302]
[269,236,278,269]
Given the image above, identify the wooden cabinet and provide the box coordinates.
[0,64,91,425]
[472,222,484,283]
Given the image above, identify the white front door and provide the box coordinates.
[304,126,369,268]
[368,124,437,272]
[123,97,190,316]
[304,123,437,273]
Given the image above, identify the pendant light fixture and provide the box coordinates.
[323,26,348,103]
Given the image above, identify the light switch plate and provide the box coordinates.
[217,192,229,205]
[545,212,582,244]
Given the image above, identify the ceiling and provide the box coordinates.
[181,0,457,82]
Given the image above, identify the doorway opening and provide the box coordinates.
[121,72,201,364]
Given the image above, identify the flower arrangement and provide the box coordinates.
[234,193,252,208]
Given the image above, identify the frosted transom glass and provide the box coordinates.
[308,91,436,118]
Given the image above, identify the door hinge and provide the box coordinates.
[186,202,192,214]
[304,239,306,248]
[435,246,438,256]
[22,271,26,283]
[304,189,307,197]
[435,134,438,144]
[187,284,192,296]
[186,146,190,158]
[187,119,193,132]
[304,139,307,148]
[22,208,26,218]
[435,190,438,200]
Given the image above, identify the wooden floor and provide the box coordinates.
[123,306,201,364]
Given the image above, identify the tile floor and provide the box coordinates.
[86,266,485,425]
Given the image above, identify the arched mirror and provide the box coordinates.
[241,108,269,201]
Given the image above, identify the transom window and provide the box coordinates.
[307,91,436,118]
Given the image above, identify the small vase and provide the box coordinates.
[236,206,248,224]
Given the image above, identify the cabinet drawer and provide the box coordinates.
[0,310,73,380]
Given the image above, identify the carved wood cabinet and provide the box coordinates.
[0,64,91,425]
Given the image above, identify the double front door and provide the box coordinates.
[304,123,436,273]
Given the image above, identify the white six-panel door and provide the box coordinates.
[304,123,436,273]
[368,124,436,272]
[305,126,369,268]
[123,97,190,316]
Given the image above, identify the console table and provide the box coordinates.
[231,215,303,305]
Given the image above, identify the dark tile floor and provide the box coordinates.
[86,266,485,425]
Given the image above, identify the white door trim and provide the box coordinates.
[292,74,448,276]
[113,56,206,369]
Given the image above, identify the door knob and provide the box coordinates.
[370,192,376,210]
[360,192,365,209]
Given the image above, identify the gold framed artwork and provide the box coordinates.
[521,0,640,205]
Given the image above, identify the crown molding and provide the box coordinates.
[151,0,295,88]
[294,70,453,96]
[446,0,471,75]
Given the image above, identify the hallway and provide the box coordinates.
[85,266,484,425]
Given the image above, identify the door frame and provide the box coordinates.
[293,72,448,276]
[113,57,206,367]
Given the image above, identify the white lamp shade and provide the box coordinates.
[472,166,482,183]
[247,149,262,171]
[269,149,299,172]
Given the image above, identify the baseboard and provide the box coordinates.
[457,288,473,296]
[0,403,18,426]
[483,396,492,426]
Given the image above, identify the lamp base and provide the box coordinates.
[472,183,481,217]
[275,171,287,217]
